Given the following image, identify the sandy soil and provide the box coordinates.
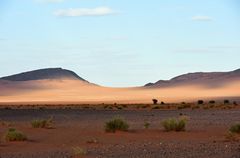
[0,108,240,158]
[0,79,240,104]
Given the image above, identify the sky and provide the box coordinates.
[0,0,240,87]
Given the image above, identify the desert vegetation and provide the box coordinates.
[209,100,215,104]
[224,100,230,104]
[31,117,53,128]
[4,128,27,141]
[197,100,204,105]
[0,99,238,111]
[72,146,87,156]
[233,101,238,105]
[144,121,150,129]
[0,106,240,157]
[105,117,129,133]
[229,123,240,134]
[152,99,158,105]
[162,118,187,132]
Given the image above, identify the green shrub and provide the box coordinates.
[31,117,53,128]
[162,118,186,132]
[72,146,87,156]
[229,123,240,134]
[144,121,150,129]
[5,128,27,141]
[105,117,129,133]
[225,132,239,142]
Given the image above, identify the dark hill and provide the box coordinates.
[145,69,240,88]
[0,68,88,82]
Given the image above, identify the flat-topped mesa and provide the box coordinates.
[0,68,88,82]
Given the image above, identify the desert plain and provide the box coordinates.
[0,68,240,158]
[0,105,240,158]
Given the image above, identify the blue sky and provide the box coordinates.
[0,0,240,87]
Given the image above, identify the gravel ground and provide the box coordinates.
[0,108,240,158]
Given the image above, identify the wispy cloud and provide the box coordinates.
[54,7,116,17]
[191,15,213,21]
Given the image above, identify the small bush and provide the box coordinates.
[105,117,129,133]
[162,118,186,132]
[197,100,204,105]
[224,100,230,104]
[225,132,239,142]
[144,121,150,129]
[72,146,87,156]
[152,106,160,109]
[117,106,123,110]
[31,117,53,128]
[209,100,215,104]
[5,128,27,141]
[229,123,240,134]
[152,99,158,105]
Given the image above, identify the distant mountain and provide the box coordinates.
[0,68,239,103]
[144,69,240,88]
[0,68,88,82]
[1,68,239,88]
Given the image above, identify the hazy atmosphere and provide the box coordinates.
[1,0,240,87]
[1,1,240,158]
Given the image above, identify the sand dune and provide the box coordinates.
[0,68,239,104]
[0,79,239,104]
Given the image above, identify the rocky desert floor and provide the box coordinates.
[0,105,240,158]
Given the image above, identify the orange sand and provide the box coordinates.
[0,79,240,104]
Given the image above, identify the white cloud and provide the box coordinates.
[54,7,116,17]
[191,15,213,21]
